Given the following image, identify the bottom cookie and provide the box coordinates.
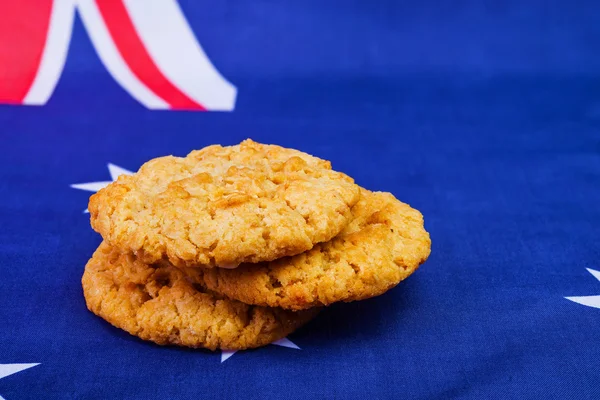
[82,242,319,351]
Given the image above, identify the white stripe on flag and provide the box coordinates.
[77,0,169,109]
[122,0,237,111]
[23,0,76,105]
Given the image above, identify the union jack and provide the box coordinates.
[0,0,237,111]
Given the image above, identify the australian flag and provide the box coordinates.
[1,0,599,399]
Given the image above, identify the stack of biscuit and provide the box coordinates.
[82,139,431,351]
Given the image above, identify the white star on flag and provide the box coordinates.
[221,338,301,362]
[71,163,135,213]
[0,364,39,400]
[72,164,303,362]
[565,268,600,309]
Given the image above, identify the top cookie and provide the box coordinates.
[89,139,360,268]
[199,189,431,310]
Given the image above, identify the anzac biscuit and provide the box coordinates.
[82,242,319,350]
[200,189,431,310]
[89,139,360,268]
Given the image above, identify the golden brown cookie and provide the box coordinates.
[82,242,319,351]
[200,189,431,310]
[89,139,360,268]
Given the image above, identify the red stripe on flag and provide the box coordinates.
[95,0,205,111]
[0,0,53,104]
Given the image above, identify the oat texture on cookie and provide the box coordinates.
[89,139,360,268]
[200,189,431,310]
[82,242,319,351]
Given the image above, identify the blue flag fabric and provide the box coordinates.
[1,1,600,399]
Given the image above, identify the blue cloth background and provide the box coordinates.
[2,1,600,398]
